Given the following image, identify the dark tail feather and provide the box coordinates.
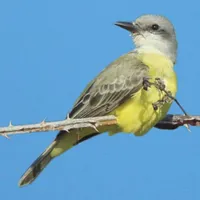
[19,131,101,187]
[18,140,57,187]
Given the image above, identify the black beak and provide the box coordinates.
[115,21,138,33]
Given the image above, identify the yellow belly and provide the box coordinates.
[110,53,177,136]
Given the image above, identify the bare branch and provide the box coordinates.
[0,114,200,137]
[0,116,117,137]
[154,114,197,130]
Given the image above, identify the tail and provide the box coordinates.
[18,129,102,187]
[18,140,57,187]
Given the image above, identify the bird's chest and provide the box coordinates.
[142,53,177,99]
[112,53,177,136]
[136,53,177,132]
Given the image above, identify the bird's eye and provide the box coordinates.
[151,24,159,30]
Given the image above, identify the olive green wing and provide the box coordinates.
[69,51,149,119]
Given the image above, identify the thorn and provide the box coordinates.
[66,114,70,119]
[9,121,13,127]
[89,123,99,133]
[62,126,70,133]
[2,134,10,139]
[184,124,191,132]
[40,117,47,125]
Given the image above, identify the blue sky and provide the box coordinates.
[0,0,200,199]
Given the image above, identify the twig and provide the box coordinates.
[0,114,200,137]
[162,90,188,116]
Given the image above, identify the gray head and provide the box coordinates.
[115,15,177,63]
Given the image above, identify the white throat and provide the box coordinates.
[133,34,177,64]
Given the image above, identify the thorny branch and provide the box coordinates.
[0,78,196,138]
[0,114,200,138]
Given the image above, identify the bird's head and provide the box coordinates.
[115,15,177,63]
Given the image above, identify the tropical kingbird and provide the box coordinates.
[19,14,178,186]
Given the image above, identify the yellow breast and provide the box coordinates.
[110,52,177,136]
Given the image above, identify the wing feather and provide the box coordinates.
[69,51,148,119]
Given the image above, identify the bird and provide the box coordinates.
[19,14,178,187]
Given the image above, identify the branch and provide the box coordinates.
[1,114,200,138]
[0,116,117,137]
[154,114,200,130]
